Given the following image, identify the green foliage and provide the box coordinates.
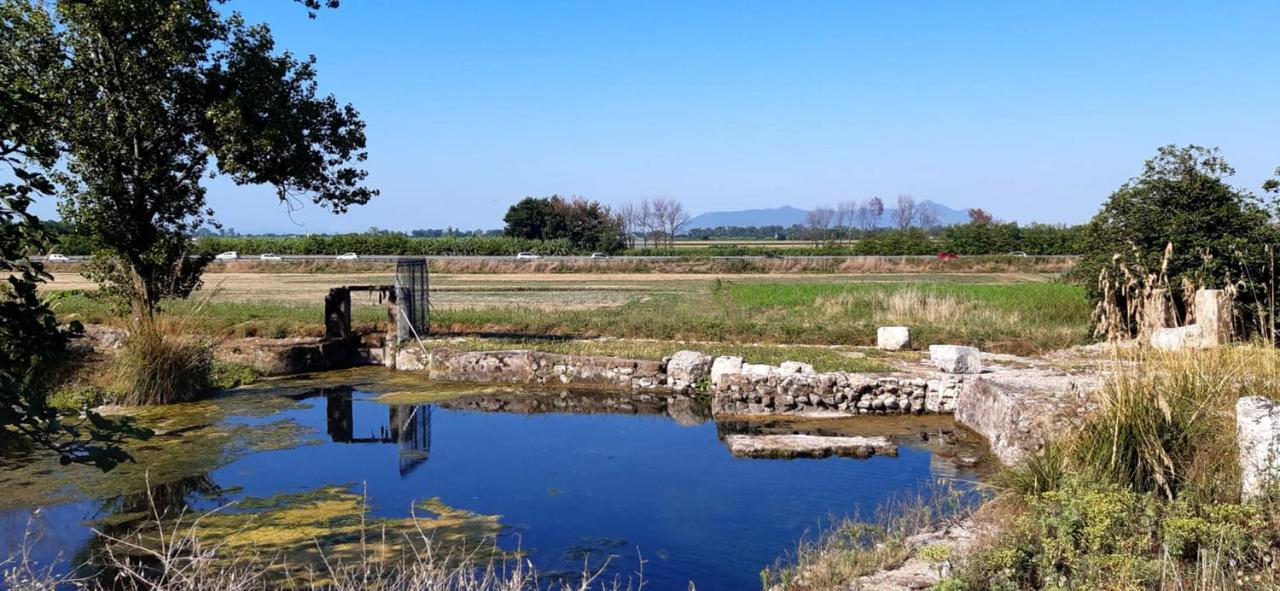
[1073,145,1280,334]
[3,0,375,319]
[941,223,1083,256]
[81,249,210,313]
[1,23,150,469]
[503,195,625,253]
[960,477,1280,590]
[209,361,261,390]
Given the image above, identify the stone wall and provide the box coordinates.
[953,371,1097,464]
[217,334,362,376]
[713,371,964,416]
[423,347,668,391]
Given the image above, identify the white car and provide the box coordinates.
[515,252,541,260]
[214,251,239,261]
[335,252,359,260]
[589,252,610,259]
[1008,251,1028,257]
[259,253,283,262]
[46,253,70,262]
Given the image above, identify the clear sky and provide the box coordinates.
[62,1,1280,233]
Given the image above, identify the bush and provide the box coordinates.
[113,324,214,405]
[1072,145,1280,337]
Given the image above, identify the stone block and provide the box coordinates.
[1149,324,1204,352]
[667,350,713,391]
[1194,289,1233,346]
[1238,396,1280,499]
[929,345,982,374]
[877,326,912,351]
[710,356,743,387]
[778,361,815,375]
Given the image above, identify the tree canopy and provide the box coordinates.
[502,195,624,253]
[3,0,376,319]
[1075,145,1279,332]
[1,39,149,468]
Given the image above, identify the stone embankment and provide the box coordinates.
[386,342,1110,465]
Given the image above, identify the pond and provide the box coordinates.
[0,367,990,591]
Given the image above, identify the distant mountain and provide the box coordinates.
[684,206,810,229]
[684,200,972,230]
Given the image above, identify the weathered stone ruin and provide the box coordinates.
[929,344,983,374]
[1148,288,1234,351]
[1237,396,1280,499]
[877,326,912,351]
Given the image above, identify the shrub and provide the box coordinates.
[113,324,214,405]
[1072,145,1280,338]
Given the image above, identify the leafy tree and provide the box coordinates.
[552,196,624,253]
[503,196,561,240]
[1075,145,1279,331]
[503,195,625,253]
[967,208,994,225]
[1,59,149,468]
[4,0,376,321]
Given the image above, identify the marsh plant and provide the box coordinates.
[113,320,215,406]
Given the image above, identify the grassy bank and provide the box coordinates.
[435,280,1091,355]
[50,276,1092,355]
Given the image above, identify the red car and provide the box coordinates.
[937,252,959,260]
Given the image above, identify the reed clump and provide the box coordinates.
[113,320,214,405]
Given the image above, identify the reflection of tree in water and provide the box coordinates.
[324,388,431,476]
[73,473,223,581]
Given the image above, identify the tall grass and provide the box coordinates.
[960,347,1280,590]
[113,321,215,405]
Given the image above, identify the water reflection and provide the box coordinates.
[322,387,432,476]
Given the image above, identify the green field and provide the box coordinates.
[51,271,1091,356]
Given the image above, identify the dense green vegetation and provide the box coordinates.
[39,224,1088,258]
[503,195,625,253]
[1076,145,1280,339]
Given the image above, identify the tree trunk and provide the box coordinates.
[128,261,155,326]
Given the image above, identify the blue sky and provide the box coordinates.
[60,1,1280,232]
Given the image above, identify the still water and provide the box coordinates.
[1,368,988,590]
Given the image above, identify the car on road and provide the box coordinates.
[335,252,359,260]
[515,252,541,260]
[936,252,959,260]
[214,251,239,261]
[762,252,784,259]
[46,253,70,262]
[259,253,283,262]
[1008,251,1028,257]
[589,252,609,259]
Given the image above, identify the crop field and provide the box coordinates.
[46,270,1092,355]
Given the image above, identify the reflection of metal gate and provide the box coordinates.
[394,258,430,342]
